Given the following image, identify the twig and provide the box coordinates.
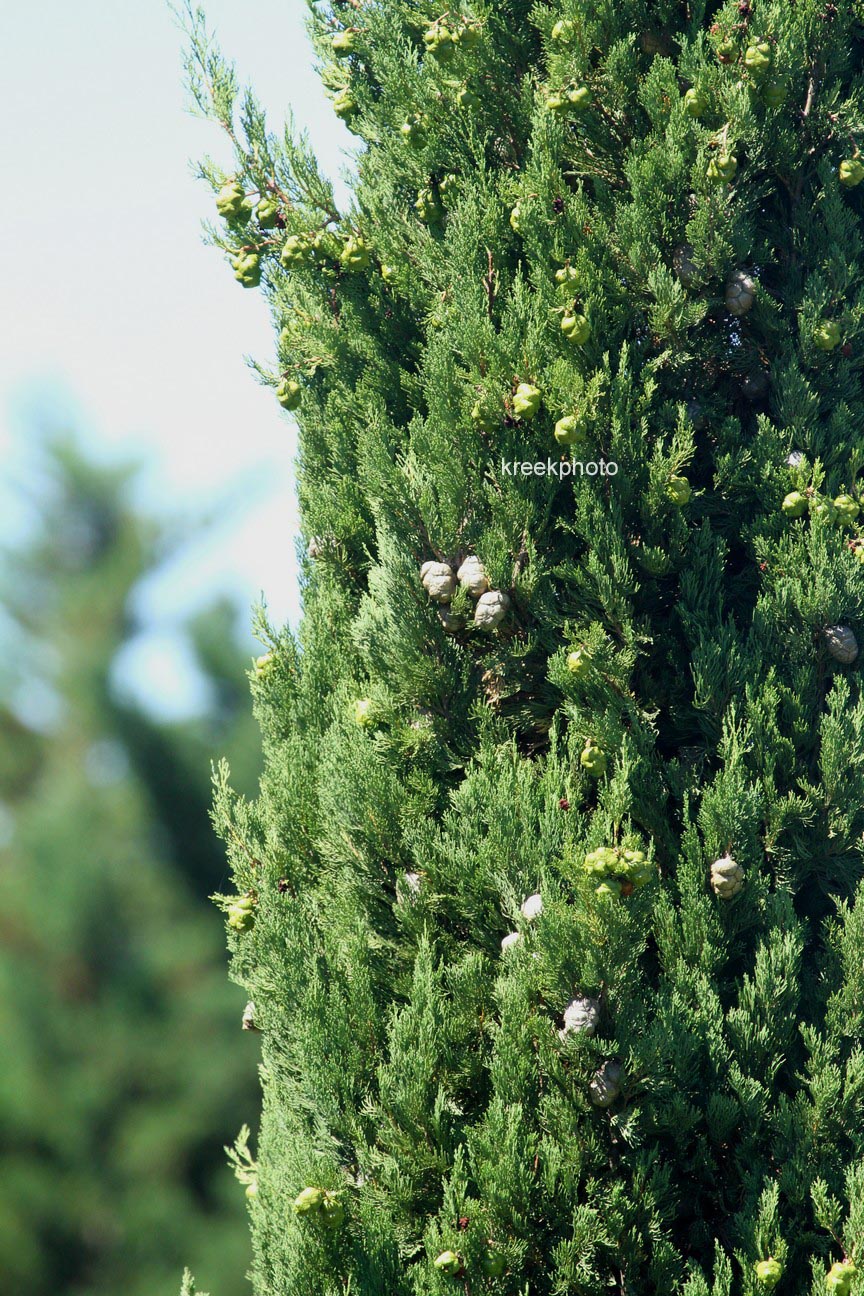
[483,248,497,319]
[802,71,816,120]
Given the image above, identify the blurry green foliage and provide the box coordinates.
[0,437,262,1296]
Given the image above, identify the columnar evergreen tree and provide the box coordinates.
[187,2,864,1293]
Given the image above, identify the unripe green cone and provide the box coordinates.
[707,151,738,183]
[432,32,456,62]
[781,491,807,518]
[320,1193,346,1230]
[814,320,842,351]
[567,84,591,112]
[826,1261,857,1295]
[423,24,456,62]
[744,41,773,78]
[583,846,619,877]
[554,414,588,446]
[482,1248,506,1277]
[415,188,444,225]
[834,494,860,524]
[471,401,496,432]
[456,23,481,50]
[755,1259,783,1288]
[310,229,341,262]
[622,849,654,887]
[232,250,262,288]
[840,157,864,188]
[811,497,838,524]
[566,648,589,677]
[561,312,591,344]
[256,195,280,228]
[293,1187,324,1215]
[277,378,302,411]
[227,895,256,932]
[584,843,654,892]
[254,652,274,679]
[761,79,787,108]
[333,88,357,120]
[216,180,248,222]
[434,1251,462,1276]
[580,741,607,777]
[666,474,692,505]
[341,235,371,270]
[332,30,357,57]
[513,383,542,419]
[281,234,313,268]
[354,698,375,727]
[400,116,426,147]
[683,87,707,116]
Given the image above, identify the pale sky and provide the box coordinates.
[0,1,353,715]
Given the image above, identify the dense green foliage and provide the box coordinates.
[190,2,864,1294]
[0,440,259,1296]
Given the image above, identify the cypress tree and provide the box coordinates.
[186,2,864,1292]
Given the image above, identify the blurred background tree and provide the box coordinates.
[0,435,262,1296]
